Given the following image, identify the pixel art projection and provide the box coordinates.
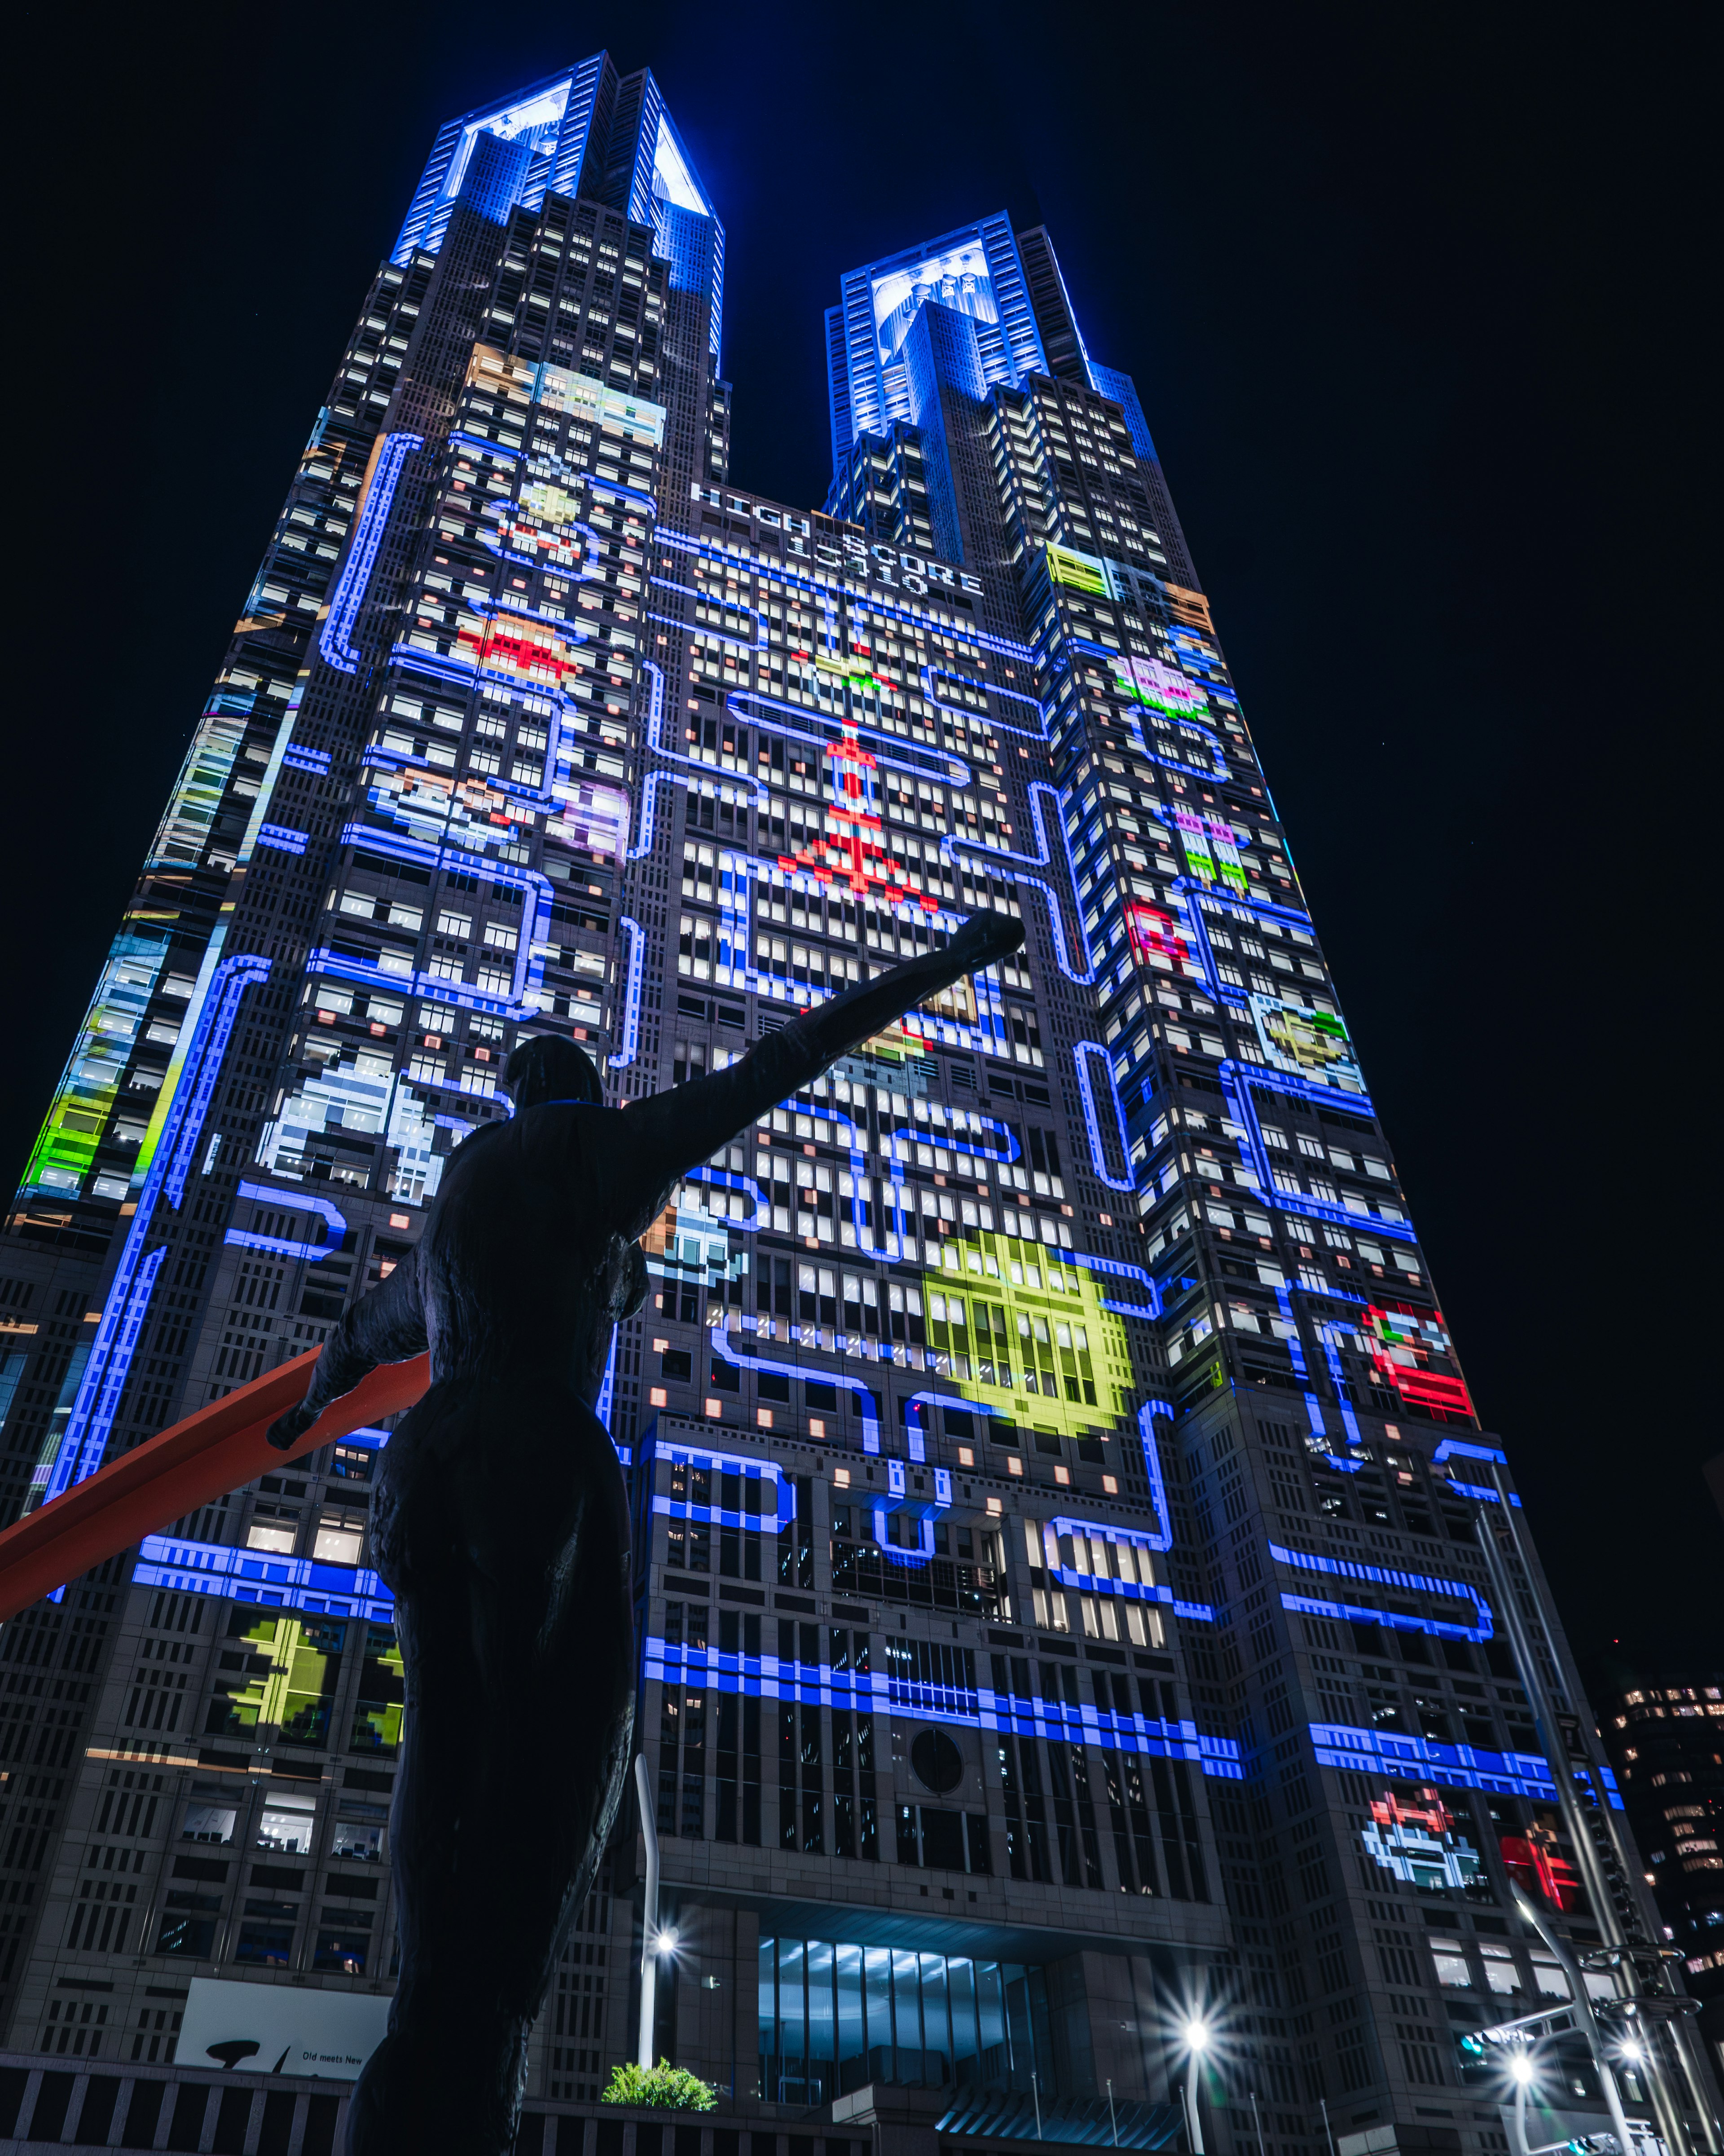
[1361,1786,1482,1893]
[1250,993,1364,1090]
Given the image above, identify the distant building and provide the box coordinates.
[1595,1662,1724,2069]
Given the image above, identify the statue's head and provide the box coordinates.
[504,1033,604,1112]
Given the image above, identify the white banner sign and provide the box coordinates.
[179,1976,390,2081]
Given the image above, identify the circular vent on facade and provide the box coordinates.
[910,1728,963,1794]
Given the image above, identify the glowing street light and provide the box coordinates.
[1181,2017,1212,2153]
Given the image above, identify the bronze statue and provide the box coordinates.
[265,911,1025,2156]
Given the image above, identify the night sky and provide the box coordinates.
[8,3,1712,1672]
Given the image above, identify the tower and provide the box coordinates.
[0,57,1711,2156]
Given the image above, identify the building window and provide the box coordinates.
[757,1936,1050,2106]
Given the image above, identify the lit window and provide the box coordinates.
[313,1517,364,1566]
[1481,1945,1522,1995]
[257,1797,316,1854]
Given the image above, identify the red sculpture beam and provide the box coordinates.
[0,1349,430,1623]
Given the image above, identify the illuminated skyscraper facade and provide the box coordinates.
[0,53,1712,2156]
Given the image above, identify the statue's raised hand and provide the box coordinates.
[945,909,1025,974]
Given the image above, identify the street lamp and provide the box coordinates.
[1181,2019,1212,2154]
[634,1756,667,2071]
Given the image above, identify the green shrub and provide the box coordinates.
[601,2060,718,2111]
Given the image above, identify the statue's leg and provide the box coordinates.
[346,1380,635,2156]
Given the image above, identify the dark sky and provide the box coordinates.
[8,2,1713,1671]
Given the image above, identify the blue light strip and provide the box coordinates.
[628,658,768,860]
[596,1331,617,1431]
[643,1636,1243,1778]
[257,824,309,855]
[1431,1438,1523,1508]
[651,1454,795,1534]
[321,432,424,675]
[1165,875,1313,1010]
[919,664,1048,743]
[123,1514,1234,1780]
[328,823,551,1023]
[282,745,330,777]
[44,953,272,1502]
[593,478,657,517]
[1041,1514,1214,1623]
[1135,1403,1174,1549]
[223,1181,348,1263]
[904,1390,991,1468]
[1073,1042,1135,1192]
[1064,1248,1161,1321]
[1268,1540,1493,1642]
[720,685,971,789]
[132,1534,395,1622]
[709,1317,883,1455]
[163,961,271,1211]
[680,1165,765,1229]
[607,914,643,1070]
[704,849,1013,1073]
[943,784,1094,984]
[866,1457,955,1568]
[448,429,519,464]
[1218,1058,1416,1244]
[1306,1721,1622,1808]
[1306,1321,1362,1450]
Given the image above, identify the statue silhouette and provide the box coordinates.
[265,911,1025,2156]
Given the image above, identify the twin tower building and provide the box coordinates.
[0,51,1699,2156]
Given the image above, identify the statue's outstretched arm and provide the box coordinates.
[622,910,1025,1190]
[265,1252,428,1451]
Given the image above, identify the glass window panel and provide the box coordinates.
[1531,1957,1569,1998]
[865,1945,894,2086]
[893,1947,924,2084]
[757,1936,778,2100]
[807,1940,836,2108]
[778,1936,807,2097]
[836,1943,867,2096]
[921,1952,953,2085]
[949,1956,981,2086]
[1005,1965,1037,2092]
[976,1961,1010,2087]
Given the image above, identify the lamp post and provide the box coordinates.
[1479,1475,1720,2155]
[634,1754,669,2072]
[1506,1883,1637,2156]
[1181,2019,1211,2156]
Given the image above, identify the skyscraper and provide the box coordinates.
[0,50,1713,2156]
[1594,1664,1724,2068]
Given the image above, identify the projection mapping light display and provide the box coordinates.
[1250,993,1365,1090]
[1110,652,1210,720]
[1359,1305,1474,1418]
[915,1234,1135,1448]
[1125,902,1191,973]
[1361,1785,1483,1893]
[775,726,942,915]
[1499,1811,1585,1913]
